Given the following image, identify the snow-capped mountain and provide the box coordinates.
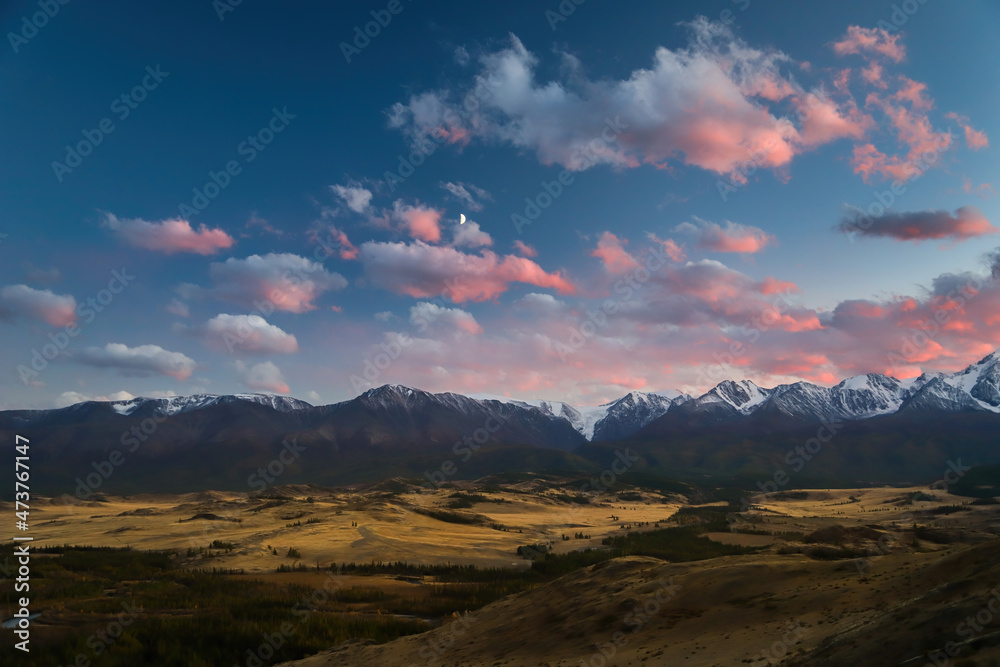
[6,351,1000,446]
[470,390,690,441]
[6,351,1000,493]
[107,393,314,417]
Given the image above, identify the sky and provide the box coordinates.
[1,0,999,410]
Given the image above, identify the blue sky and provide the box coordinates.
[1,0,998,409]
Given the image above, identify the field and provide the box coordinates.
[2,477,998,666]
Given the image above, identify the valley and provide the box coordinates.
[3,475,999,665]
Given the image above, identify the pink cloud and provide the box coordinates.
[832,26,906,62]
[760,277,798,295]
[647,233,686,262]
[387,21,869,185]
[893,77,932,110]
[591,232,639,273]
[185,313,299,355]
[343,251,1000,400]
[360,241,575,302]
[207,253,348,313]
[861,62,887,88]
[795,92,872,148]
[945,112,989,150]
[103,214,235,255]
[962,177,997,200]
[393,202,443,243]
[675,218,775,254]
[512,240,538,257]
[0,284,77,326]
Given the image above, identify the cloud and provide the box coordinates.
[206,253,347,313]
[330,183,374,214]
[55,390,135,408]
[102,213,235,255]
[893,77,932,110]
[674,218,775,254]
[849,91,953,183]
[387,21,869,183]
[359,240,575,302]
[75,343,197,380]
[308,225,359,260]
[374,311,395,322]
[0,284,77,326]
[646,233,686,262]
[452,220,493,248]
[166,298,190,317]
[962,177,997,200]
[392,201,443,242]
[945,112,989,150]
[839,206,998,242]
[512,240,538,257]
[795,91,872,148]
[335,248,1000,400]
[440,181,492,211]
[515,292,567,312]
[591,232,639,273]
[245,213,284,237]
[831,26,905,62]
[410,302,484,335]
[236,360,290,394]
[183,313,299,355]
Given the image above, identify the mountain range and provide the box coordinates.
[4,351,1000,493]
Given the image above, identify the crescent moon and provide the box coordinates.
[459,214,466,224]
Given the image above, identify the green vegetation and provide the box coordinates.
[412,507,481,525]
[0,546,427,667]
[947,464,1000,498]
[446,492,508,508]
